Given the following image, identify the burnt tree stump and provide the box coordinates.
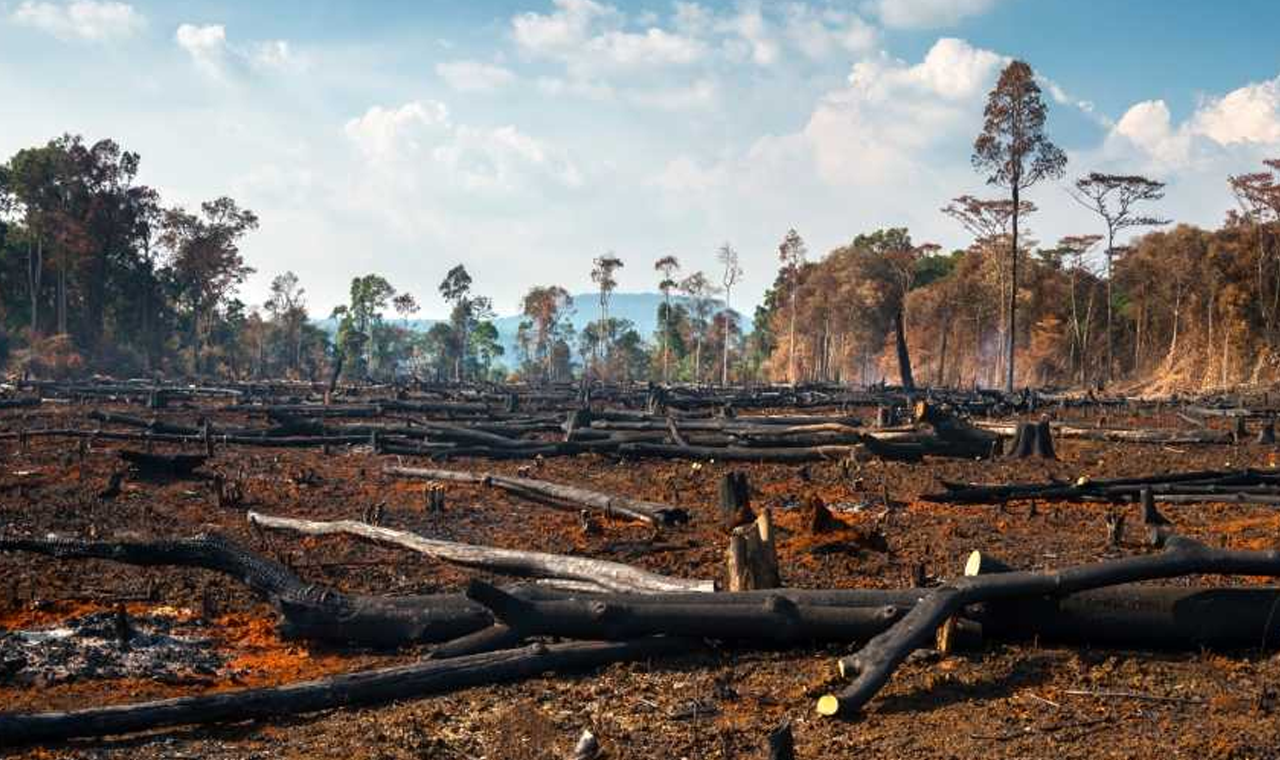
[719,472,754,530]
[725,509,780,591]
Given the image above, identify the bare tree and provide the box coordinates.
[972,60,1067,391]
[777,229,807,385]
[716,242,743,386]
[1070,173,1168,383]
[1053,235,1103,383]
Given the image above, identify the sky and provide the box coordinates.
[2,0,1279,319]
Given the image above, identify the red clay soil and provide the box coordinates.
[1,403,1279,758]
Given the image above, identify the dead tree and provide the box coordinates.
[386,466,689,527]
[816,536,1280,718]
[719,471,754,529]
[1006,419,1056,459]
[118,450,209,478]
[466,579,905,644]
[0,638,690,746]
[725,510,780,591]
[247,511,713,594]
[0,533,492,647]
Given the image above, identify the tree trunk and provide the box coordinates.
[788,288,797,385]
[27,237,42,340]
[247,511,713,594]
[0,638,689,746]
[817,536,1280,718]
[893,309,914,390]
[725,509,780,591]
[1006,186,1019,392]
[384,466,689,527]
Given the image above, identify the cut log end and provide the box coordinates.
[815,694,843,717]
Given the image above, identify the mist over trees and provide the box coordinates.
[3,63,1279,391]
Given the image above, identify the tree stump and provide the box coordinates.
[1006,419,1056,459]
[425,485,446,513]
[719,472,754,530]
[1105,511,1125,548]
[804,495,841,534]
[725,509,780,591]
[1258,419,1276,445]
[766,721,795,760]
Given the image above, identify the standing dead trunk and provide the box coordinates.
[725,509,780,591]
[893,309,914,390]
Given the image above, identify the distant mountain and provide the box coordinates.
[317,291,726,368]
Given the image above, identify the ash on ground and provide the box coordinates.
[0,609,225,687]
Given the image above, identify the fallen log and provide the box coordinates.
[0,533,492,647]
[118,450,209,478]
[383,466,689,527]
[976,420,1232,445]
[466,579,905,643]
[247,511,714,594]
[0,637,691,746]
[617,442,855,463]
[816,536,1280,718]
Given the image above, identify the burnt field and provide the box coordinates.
[1,384,1279,759]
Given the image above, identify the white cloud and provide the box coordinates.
[1193,77,1280,145]
[513,0,705,74]
[344,100,583,219]
[436,60,517,93]
[657,37,1008,201]
[781,4,878,59]
[719,5,779,66]
[175,23,308,80]
[11,0,143,41]
[629,78,718,110]
[1103,74,1280,170]
[252,40,308,73]
[510,0,879,109]
[175,23,228,78]
[344,101,452,161]
[870,0,1001,29]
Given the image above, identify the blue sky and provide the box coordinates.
[2,0,1279,319]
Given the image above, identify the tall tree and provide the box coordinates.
[265,271,307,374]
[1227,160,1280,345]
[519,285,573,383]
[1053,235,1104,383]
[158,197,258,374]
[653,254,680,383]
[439,264,473,381]
[334,274,396,379]
[679,271,718,384]
[590,254,624,377]
[717,242,743,386]
[972,60,1067,391]
[1070,173,1168,383]
[777,229,807,385]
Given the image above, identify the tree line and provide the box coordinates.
[753,61,1280,392]
[3,59,1278,390]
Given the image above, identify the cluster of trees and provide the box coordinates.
[7,63,1280,393]
[510,246,747,385]
[0,134,267,376]
[754,61,1280,391]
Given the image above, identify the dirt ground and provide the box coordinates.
[2,402,1279,759]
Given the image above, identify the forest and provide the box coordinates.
[2,64,1279,395]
